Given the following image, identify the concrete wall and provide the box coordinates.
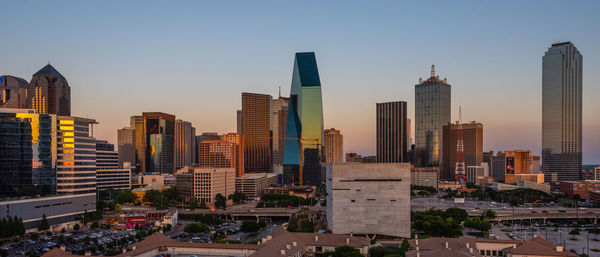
[326,163,411,237]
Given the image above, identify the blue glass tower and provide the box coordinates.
[283,52,324,186]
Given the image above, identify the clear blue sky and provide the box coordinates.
[2,1,599,163]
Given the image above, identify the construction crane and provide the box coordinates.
[455,106,466,185]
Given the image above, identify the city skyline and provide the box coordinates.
[2,1,600,163]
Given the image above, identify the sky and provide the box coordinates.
[1,1,599,163]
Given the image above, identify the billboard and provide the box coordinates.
[506,157,515,174]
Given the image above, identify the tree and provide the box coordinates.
[241,220,262,233]
[114,190,137,204]
[184,223,208,233]
[215,194,227,209]
[83,210,89,226]
[483,210,496,219]
[73,223,80,231]
[466,182,478,189]
[587,227,600,238]
[189,198,198,209]
[444,208,468,222]
[91,221,100,229]
[199,199,208,209]
[228,192,249,204]
[38,214,50,231]
[115,203,123,213]
[324,246,364,257]
[464,217,492,234]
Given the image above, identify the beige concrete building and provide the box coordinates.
[410,166,439,189]
[324,128,343,163]
[235,173,278,199]
[466,165,485,185]
[326,163,411,237]
[175,167,235,205]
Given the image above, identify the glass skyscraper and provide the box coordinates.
[414,65,451,167]
[283,52,324,186]
[143,112,175,173]
[542,42,582,182]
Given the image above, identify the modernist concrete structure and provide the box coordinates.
[410,167,439,189]
[235,173,278,199]
[326,163,411,237]
[414,65,451,167]
[542,42,582,182]
[28,64,71,116]
[324,128,343,163]
[376,101,408,163]
[175,167,235,205]
[441,121,483,181]
[0,75,29,108]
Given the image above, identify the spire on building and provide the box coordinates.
[431,65,435,78]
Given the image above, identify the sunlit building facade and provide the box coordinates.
[414,65,451,167]
[242,92,272,173]
[27,64,71,116]
[441,122,483,181]
[272,97,289,166]
[175,119,195,170]
[376,101,408,163]
[221,132,244,177]
[96,140,130,191]
[324,128,343,163]
[1,75,29,109]
[130,116,146,172]
[283,52,325,186]
[542,42,582,182]
[143,112,175,173]
[56,116,97,195]
[198,140,236,170]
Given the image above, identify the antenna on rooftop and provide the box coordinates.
[431,65,436,77]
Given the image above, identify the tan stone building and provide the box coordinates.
[324,128,343,163]
[175,167,235,205]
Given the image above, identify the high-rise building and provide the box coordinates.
[28,64,71,116]
[542,42,583,182]
[198,140,236,169]
[96,140,130,191]
[117,127,136,168]
[486,151,506,183]
[175,167,235,206]
[376,101,408,163]
[236,110,243,134]
[242,92,272,173]
[0,109,57,196]
[271,97,289,165]
[221,133,244,177]
[407,118,412,148]
[196,132,221,163]
[175,119,195,170]
[414,65,451,167]
[283,52,325,186]
[324,128,343,163]
[441,122,483,181]
[143,112,175,173]
[130,116,146,172]
[1,75,29,109]
[56,116,97,195]
[466,165,485,185]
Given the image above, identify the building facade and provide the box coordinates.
[272,97,289,165]
[283,52,325,186]
[56,116,97,195]
[414,65,451,167]
[0,75,29,108]
[28,64,70,116]
[130,116,146,172]
[542,42,583,182]
[235,173,278,199]
[143,112,175,173]
[326,163,411,237]
[324,128,343,163]
[410,167,439,189]
[221,133,244,177]
[198,140,236,169]
[96,140,131,191]
[175,167,235,205]
[376,101,408,163]
[441,122,483,181]
[505,150,533,184]
[466,165,485,185]
[242,92,272,173]
[117,127,136,168]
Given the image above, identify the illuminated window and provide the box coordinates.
[60,126,74,131]
[63,132,74,137]
[62,138,75,143]
[60,120,75,125]
[63,144,75,148]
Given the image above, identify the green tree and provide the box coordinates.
[228,192,249,204]
[241,220,262,233]
[38,214,50,231]
[115,203,122,213]
[464,217,492,234]
[189,197,198,209]
[444,208,468,222]
[465,182,478,189]
[483,210,496,219]
[184,223,208,233]
[73,223,80,231]
[324,246,364,257]
[114,190,137,204]
[215,194,227,209]
[199,199,208,209]
[91,221,100,229]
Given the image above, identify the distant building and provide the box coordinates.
[143,112,175,173]
[505,150,533,184]
[28,64,71,116]
[414,65,451,167]
[559,181,600,200]
[174,120,196,170]
[466,165,485,185]
[376,101,408,163]
[175,167,235,205]
[324,128,343,163]
[0,75,29,108]
[531,155,541,174]
[271,97,289,165]
[96,140,131,191]
[242,92,272,173]
[235,173,278,199]
[131,174,165,189]
[326,163,410,237]
[410,167,439,189]
[197,140,237,170]
[117,127,136,168]
[345,153,376,163]
[130,116,146,172]
[542,42,582,182]
[221,133,245,177]
[486,151,506,183]
[56,116,97,195]
[441,122,483,181]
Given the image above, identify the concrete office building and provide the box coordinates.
[117,127,136,168]
[326,163,411,237]
[542,42,582,182]
[242,92,272,173]
[0,75,29,108]
[441,122,483,181]
[197,140,237,170]
[221,133,245,177]
[56,116,97,195]
[28,64,71,116]
[235,173,278,199]
[96,140,131,191]
[376,101,408,163]
[175,119,195,170]
[466,165,485,185]
[324,128,343,163]
[411,167,439,189]
[175,167,235,205]
[272,97,289,165]
[414,65,451,167]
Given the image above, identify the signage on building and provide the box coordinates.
[506,157,515,174]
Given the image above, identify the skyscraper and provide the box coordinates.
[242,92,272,173]
[130,116,146,172]
[222,132,245,177]
[283,52,325,186]
[542,42,582,182]
[56,116,97,195]
[28,64,71,116]
[174,119,195,169]
[1,75,29,109]
[236,109,243,134]
[376,101,408,163]
[143,112,175,173]
[414,65,451,167]
[117,127,136,168]
[441,122,483,181]
[272,97,289,165]
[197,140,237,170]
[324,128,343,163]
[96,140,130,191]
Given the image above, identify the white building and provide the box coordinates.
[235,173,278,199]
[466,165,485,185]
[326,163,410,237]
[175,167,235,205]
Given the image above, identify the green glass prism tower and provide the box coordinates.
[283,52,325,186]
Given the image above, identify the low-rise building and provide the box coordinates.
[411,167,439,189]
[175,167,235,205]
[492,181,551,194]
[559,180,600,200]
[467,165,485,185]
[326,162,410,238]
[235,173,278,199]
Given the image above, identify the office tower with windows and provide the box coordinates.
[376,101,408,163]
[56,116,97,195]
[198,140,236,169]
[175,119,195,169]
[96,140,130,191]
[222,133,245,177]
[414,65,451,167]
[117,127,136,168]
[441,122,483,181]
[542,42,582,182]
[236,110,243,134]
[1,75,29,109]
[324,128,343,163]
[242,92,272,173]
[130,116,146,172]
[143,112,175,173]
[272,97,289,165]
[28,64,71,116]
